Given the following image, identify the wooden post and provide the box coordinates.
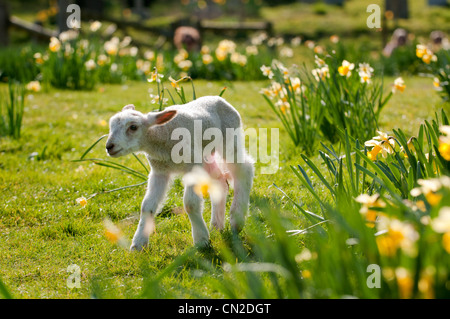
[0,1,9,46]
[385,0,409,19]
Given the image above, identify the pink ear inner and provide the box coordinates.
[155,110,177,125]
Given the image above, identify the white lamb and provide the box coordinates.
[106,96,254,251]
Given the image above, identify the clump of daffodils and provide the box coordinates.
[416,44,437,64]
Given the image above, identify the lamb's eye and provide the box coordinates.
[130,125,138,131]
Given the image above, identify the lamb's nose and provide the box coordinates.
[106,143,115,152]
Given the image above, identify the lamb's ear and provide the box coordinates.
[154,110,177,125]
[122,104,135,111]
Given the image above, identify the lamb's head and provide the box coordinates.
[106,104,177,157]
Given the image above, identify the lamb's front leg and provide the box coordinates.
[184,185,210,246]
[131,172,170,251]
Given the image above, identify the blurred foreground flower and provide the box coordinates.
[410,176,450,206]
[76,196,87,207]
[103,218,129,248]
[355,193,385,227]
[183,166,224,204]
[376,216,419,257]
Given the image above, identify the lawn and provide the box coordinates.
[0,74,447,298]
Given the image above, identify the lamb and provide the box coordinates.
[105,96,254,251]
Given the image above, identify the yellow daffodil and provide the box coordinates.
[76,196,87,207]
[338,60,355,77]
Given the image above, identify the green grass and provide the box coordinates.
[0,74,448,298]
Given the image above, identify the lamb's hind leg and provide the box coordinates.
[204,156,228,230]
[184,185,210,246]
[227,155,254,232]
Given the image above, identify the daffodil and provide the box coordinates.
[358,62,374,77]
[431,207,450,233]
[26,81,41,92]
[311,66,330,82]
[438,125,450,160]
[33,52,44,65]
[260,65,274,79]
[49,37,61,52]
[183,166,224,205]
[147,69,164,83]
[169,76,181,91]
[395,267,414,299]
[338,60,355,77]
[355,193,385,227]
[314,55,326,67]
[392,77,406,93]
[364,131,395,159]
[359,71,372,84]
[103,218,129,248]
[410,176,450,206]
[330,35,339,43]
[149,94,168,105]
[376,216,419,257]
[84,59,96,71]
[202,54,213,65]
[416,44,437,64]
[89,20,102,32]
[76,196,87,207]
[177,59,193,71]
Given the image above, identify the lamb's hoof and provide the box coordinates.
[195,239,212,251]
[130,237,148,251]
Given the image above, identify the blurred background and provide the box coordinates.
[0,0,449,84]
